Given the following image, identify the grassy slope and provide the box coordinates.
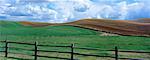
[0,21,150,60]
[0,21,98,36]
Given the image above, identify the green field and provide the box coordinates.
[0,21,150,60]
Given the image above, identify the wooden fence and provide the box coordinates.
[0,40,150,60]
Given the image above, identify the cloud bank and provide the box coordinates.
[0,0,150,23]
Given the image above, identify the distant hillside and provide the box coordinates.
[1,19,150,36]
[66,19,150,36]
[20,21,56,27]
[0,21,23,28]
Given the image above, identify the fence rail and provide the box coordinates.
[0,40,150,60]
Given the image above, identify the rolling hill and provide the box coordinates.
[1,18,150,37]
[20,21,56,27]
[0,21,98,36]
[66,19,150,36]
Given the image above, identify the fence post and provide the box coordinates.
[34,41,38,60]
[71,44,74,60]
[115,46,118,60]
[5,40,8,57]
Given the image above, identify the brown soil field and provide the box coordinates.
[20,21,57,27]
[66,19,150,36]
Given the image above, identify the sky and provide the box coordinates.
[0,0,150,23]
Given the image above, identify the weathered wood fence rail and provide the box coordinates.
[0,41,150,60]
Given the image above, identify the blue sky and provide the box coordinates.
[0,0,150,23]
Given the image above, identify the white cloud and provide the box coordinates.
[0,0,150,22]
